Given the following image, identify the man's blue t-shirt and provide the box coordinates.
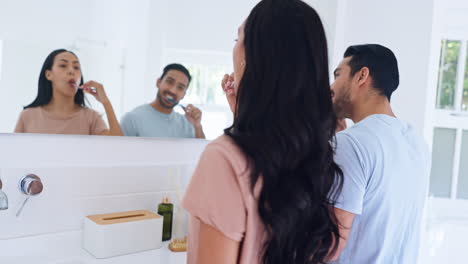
[120,104,195,138]
[332,114,430,264]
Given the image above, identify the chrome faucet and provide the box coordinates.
[16,174,43,217]
[0,178,8,210]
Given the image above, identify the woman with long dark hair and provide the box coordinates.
[182,0,343,263]
[14,49,123,136]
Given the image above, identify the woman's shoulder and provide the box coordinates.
[210,134,238,150]
[206,135,249,176]
[19,107,43,118]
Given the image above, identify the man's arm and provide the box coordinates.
[194,124,206,139]
[327,208,355,261]
[328,133,366,261]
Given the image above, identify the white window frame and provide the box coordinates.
[431,34,468,200]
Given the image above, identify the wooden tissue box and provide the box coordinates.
[82,210,163,258]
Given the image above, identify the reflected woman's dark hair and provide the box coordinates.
[24,49,85,109]
[225,0,343,263]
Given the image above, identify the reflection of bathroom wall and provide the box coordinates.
[0,0,96,132]
[0,134,207,239]
[151,0,340,139]
[145,0,259,113]
[0,0,342,136]
[0,41,65,132]
[0,0,137,133]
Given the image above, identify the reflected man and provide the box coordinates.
[121,64,205,139]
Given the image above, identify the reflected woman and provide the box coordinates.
[182,0,344,263]
[14,49,123,136]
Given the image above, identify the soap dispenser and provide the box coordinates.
[158,197,174,241]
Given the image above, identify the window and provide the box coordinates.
[181,64,233,140]
[184,64,230,106]
[430,128,456,197]
[436,40,461,110]
[430,39,468,200]
[463,49,468,111]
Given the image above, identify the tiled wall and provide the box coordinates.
[1,166,195,239]
[0,134,207,240]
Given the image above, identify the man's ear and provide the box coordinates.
[357,67,370,86]
[156,78,161,89]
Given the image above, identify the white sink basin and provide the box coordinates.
[0,231,186,264]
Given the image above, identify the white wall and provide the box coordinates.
[307,0,339,67]
[157,0,339,64]
[0,133,208,240]
[332,0,436,136]
[438,0,468,34]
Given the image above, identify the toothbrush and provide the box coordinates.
[79,86,97,94]
[166,97,186,110]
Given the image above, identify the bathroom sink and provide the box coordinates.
[0,231,186,264]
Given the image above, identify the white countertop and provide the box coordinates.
[0,231,186,264]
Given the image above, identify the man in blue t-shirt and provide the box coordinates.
[120,64,206,139]
[328,44,430,263]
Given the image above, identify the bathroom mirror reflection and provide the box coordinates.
[0,0,279,139]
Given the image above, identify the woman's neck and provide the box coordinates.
[44,93,80,114]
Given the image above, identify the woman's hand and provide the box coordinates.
[80,80,123,136]
[336,119,347,132]
[222,73,236,113]
[80,81,110,105]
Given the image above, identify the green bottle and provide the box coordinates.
[158,197,173,241]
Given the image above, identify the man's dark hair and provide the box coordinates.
[160,63,192,84]
[344,44,399,100]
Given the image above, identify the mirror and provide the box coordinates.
[0,0,336,139]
